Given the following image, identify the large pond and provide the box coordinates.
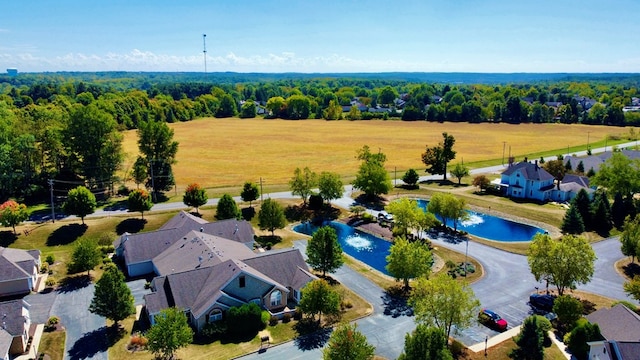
[294,221,392,276]
[416,199,545,242]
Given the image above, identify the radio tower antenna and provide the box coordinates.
[202,34,207,73]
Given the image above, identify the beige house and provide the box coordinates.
[0,300,31,358]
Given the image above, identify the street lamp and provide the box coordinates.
[463,237,469,277]
[484,336,488,357]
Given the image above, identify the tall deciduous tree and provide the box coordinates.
[137,119,179,196]
[298,279,341,324]
[131,156,148,189]
[385,198,422,238]
[621,214,640,263]
[318,172,343,205]
[386,237,433,291]
[182,183,207,215]
[258,198,286,236]
[216,194,240,220]
[592,152,640,199]
[64,104,123,189]
[147,307,194,360]
[427,193,467,231]
[421,132,456,180]
[624,276,640,302]
[128,189,153,219]
[68,239,101,276]
[63,186,96,225]
[0,200,29,234]
[398,325,453,360]
[289,167,317,206]
[306,226,343,276]
[240,182,259,207]
[323,323,375,360]
[450,163,469,185]
[409,273,480,339]
[352,145,392,198]
[89,264,135,327]
[527,233,596,296]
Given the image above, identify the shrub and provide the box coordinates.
[362,213,375,223]
[102,257,112,265]
[282,313,292,323]
[45,278,56,287]
[226,303,265,335]
[100,245,115,255]
[293,308,303,320]
[269,316,279,326]
[449,339,466,357]
[200,322,227,340]
[340,300,353,310]
[144,281,151,289]
[45,254,55,265]
[40,264,48,274]
[45,316,59,331]
[117,185,130,196]
[47,269,53,275]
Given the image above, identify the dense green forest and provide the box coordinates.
[1,71,640,204]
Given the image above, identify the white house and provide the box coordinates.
[499,160,555,201]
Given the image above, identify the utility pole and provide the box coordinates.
[502,141,506,166]
[260,177,263,202]
[394,166,397,187]
[149,160,157,203]
[48,179,55,223]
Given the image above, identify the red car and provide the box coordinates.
[478,309,508,331]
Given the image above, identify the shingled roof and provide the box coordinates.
[587,304,640,342]
[0,300,28,337]
[144,258,292,319]
[502,161,555,181]
[0,248,40,282]
[152,230,256,276]
[115,211,254,267]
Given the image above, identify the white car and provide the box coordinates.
[378,211,394,223]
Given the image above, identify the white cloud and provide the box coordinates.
[1,49,639,73]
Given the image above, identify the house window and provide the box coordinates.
[239,276,245,288]
[208,309,223,323]
[270,291,282,306]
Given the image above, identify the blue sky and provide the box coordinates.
[2,0,640,73]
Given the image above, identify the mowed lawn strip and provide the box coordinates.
[120,119,628,191]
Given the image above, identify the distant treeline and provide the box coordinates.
[1,72,640,203]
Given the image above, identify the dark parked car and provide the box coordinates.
[478,309,508,331]
[529,294,556,312]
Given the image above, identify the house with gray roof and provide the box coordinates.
[0,299,31,357]
[0,248,41,298]
[499,160,555,201]
[114,211,254,277]
[550,174,594,202]
[132,211,316,333]
[587,304,640,359]
[144,248,315,333]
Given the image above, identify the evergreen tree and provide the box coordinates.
[89,264,135,327]
[306,226,343,276]
[561,204,585,234]
[402,169,420,188]
[572,189,592,229]
[591,190,612,235]
[509,316,544,360]
[567,320,603,360]
[216,194,240,220]
[576,160,585,174]
[611,192,627,229]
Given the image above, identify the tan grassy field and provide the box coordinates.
[120,118,630,191]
